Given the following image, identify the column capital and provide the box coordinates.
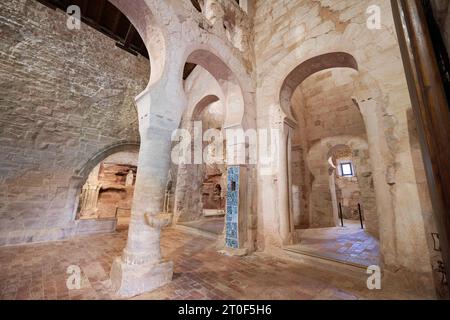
[135,86,187,134]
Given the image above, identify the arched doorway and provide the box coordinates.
[107,1,256,297]
[77,149,139,231]
[171,48,254,253]
[175,92,227,238]
[279,53,380,267]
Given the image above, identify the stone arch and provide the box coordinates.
[63,141,140,223]
[307,136,370,228]
[175,44,256,251]
[327,144,354,227]
[257,24,398,126]
[184,49,246,128]
[61,141,139,221]
[257,33,394,244]
[280,52,359,120]
[173,63,227,226]
[327,144,353,164]
[76,142,140,184]
[265,42,433,275]
[326,143,378,235]
[271,52,365,246]
[191,95,221,121]
[173,91,226,225]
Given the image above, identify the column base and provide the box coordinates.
[110,257,173,298]
[218,247,248,257]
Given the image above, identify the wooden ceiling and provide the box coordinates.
[36,0,197,79]
[37,0,148,58]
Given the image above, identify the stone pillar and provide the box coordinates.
[110,86,185,297]
[358,97,435,294]
[329,171,340,227]
[223,164,250,255]
[278,119,295,245]
[225,166,240,249]
[353,152,379,237]
[173,119,204,223]
[358,98,398,266]
[222,124,253,254]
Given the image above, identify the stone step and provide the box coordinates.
[282,247,370,282]
[173,224,219,240]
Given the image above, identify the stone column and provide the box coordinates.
[353,152,379,237]
[278,119,295,245]
[173,119,204,223]
[358,97,435,294]
[223,164,251,255]
[110,85,185,297]
[328,171,340,227]
[222,124,253,254]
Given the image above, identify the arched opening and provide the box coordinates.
[280,52,358,119]
[280,53,380,267]
[328,144,362,227]
[192,95,220,120]
[175,93,227,237]
[73,143,140,234]
[77,149,139,231]
[172,49,250,251]
[185,49,245,128]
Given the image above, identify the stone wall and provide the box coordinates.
[0,0,149,245]
[335,175,361,220]
[292,68,366,145]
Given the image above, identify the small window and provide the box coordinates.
[340,162,354,177]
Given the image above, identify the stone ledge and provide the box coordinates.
[0,218,117,246]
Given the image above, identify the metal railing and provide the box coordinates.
[338,203,364,229]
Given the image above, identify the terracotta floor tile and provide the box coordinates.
[0,226,425,300]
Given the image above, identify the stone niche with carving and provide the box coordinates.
[202,164,226,215]
[77,152,139,224]
[78,163,136,220]
[96,163,137,219]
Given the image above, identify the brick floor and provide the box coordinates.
[0,227,424,300]
[286,220,380,267]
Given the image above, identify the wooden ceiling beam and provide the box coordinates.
[34,0,148,59]
[81,0,88,15]
[111,11,122,34]
[123,23,136,46]
[96,0,107,23]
